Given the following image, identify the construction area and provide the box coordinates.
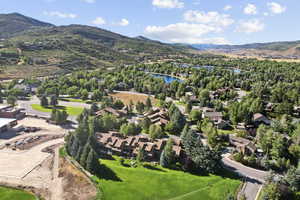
[0,117,96,200]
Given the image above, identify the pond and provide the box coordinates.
[233,69,241,74]
[152,74,183,84]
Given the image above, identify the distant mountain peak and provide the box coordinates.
[135,36,151,41]
[0,12,53,38]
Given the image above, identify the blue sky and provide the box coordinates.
[1,0,298,44]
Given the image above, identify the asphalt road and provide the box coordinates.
[18,96,91,122]
[222,154,269,200]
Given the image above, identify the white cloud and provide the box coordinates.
[236,19,265,34]
[244,4,257,15]
[267,2,286,14]
[118,18,130,26]
[144,23,229,44]
[152,0,184,9]
[82,0,95,3]
[92,17,106,25]
[183,10,234,27]
[223,5,232,11]
[43,11,77,19]
[263,12,269,16]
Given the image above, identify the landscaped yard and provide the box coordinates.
[0,186,37,200]
[31,104,84,116]
[94,158,241,200]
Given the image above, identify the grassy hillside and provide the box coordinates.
[94,157,241,200]
[0,13,191,78]
[0,13,53,38]
[193,41,300,59]
[0,186,36,200]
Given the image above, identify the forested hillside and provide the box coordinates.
[0,13,192,78]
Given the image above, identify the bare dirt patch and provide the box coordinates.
[59,157,97,200]
[110,91,158,106]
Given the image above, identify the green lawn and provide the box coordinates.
[31,104,84,116]
[94,158,241,200]
[0,186,37,200]
[59,98,86,103]
[217,129,234,135]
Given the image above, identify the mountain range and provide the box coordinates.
[0,13,299,79]
[192,41,300,58]
[0,13,193,78]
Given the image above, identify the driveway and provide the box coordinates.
[222,154,269,200]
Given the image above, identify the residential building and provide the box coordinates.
[96,132,184,161]
[0,118,17,133]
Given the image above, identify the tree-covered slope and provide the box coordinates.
[0,13,53,38]
[0,13,192,78]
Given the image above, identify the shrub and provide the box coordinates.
[233,152,244,163]
[118,157,125,166]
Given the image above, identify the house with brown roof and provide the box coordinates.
[252,113,270,126]
[144,108,170,126]
[229,135,257,155]
[96,132,184,161]
[202,112,223,122]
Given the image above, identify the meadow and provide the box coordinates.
[94,158,241,200]
[31,104,84,116]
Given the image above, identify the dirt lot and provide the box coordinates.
[0,117,98,200]
[110,91,158,106]
[59,157,97,200]
[0,118,69,199]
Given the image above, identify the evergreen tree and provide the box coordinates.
[51,109,57,121]
[180,124,189,140]
[146,96,152,110]
[75,146,83,162]
[141,117,151,133]
[90,103,99,115]
[182,129,221,173]
[61,110,68,124]
[136,101,145,114]
[185,101,192,114]
[149,124,163,140]
[70,136,80,157]
[66,134,74,155]
[7,95,17,106]
[50,95,58,107]
[160,138,175,168]
[86,149,99,173]
[40,95,48,107]
[76,117,90,146]
[136,148,145,162]
[80,143,91,168]
[113,99,124,109]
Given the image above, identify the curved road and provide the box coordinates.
[222,154,269,200]
[18,96,91,122]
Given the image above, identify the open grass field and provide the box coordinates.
[95,158,241,200]
[31,104,84,116]
[0,186,37,200]
[109,92,158,106]
[59,98,88,103]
